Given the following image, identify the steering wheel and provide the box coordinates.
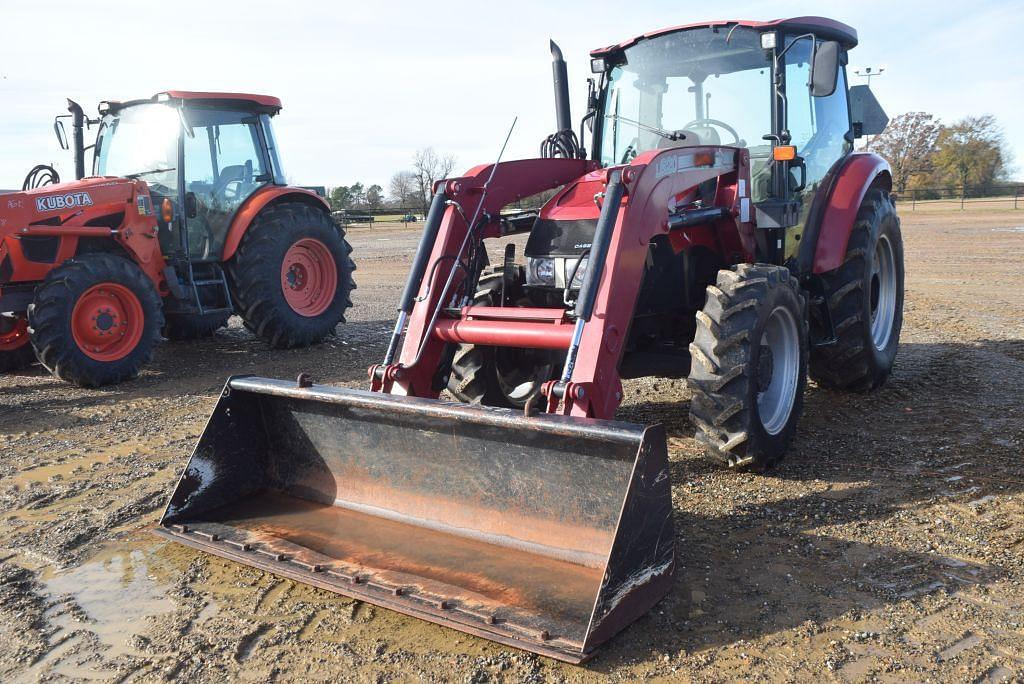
[683,119,742,146]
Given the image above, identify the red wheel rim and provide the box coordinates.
[0,317,29,352]
[71,283,145,361]
[280,238,338,317]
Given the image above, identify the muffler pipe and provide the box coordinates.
[67,99,86,180]
[550,40,572,133]
[382,189,449,365]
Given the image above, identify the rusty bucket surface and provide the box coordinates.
[156,376,675,663]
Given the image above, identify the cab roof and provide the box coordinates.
[590,16,858,57]
[101,91,282,114]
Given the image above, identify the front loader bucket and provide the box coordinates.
[157,377,675,663]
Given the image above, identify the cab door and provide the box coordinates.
[782,37,853,260]
[181,109,270,261]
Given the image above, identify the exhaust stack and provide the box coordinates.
[550,40,572,133]
[66,99,87,180]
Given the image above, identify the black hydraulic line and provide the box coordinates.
[574,173,624,322]
[398,190,448,314]
[380,189,448,367]
[666,206,730,230]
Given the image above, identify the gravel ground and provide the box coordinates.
[1,209,1023,682]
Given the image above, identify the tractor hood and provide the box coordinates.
[1,178,148,232]
[525,169,606,258]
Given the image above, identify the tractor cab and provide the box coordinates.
[587,18,875,263]
[91,92,286,263]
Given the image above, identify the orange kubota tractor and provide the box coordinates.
[0,92,355,386]
[159,18,899,663]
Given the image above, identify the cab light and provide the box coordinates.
[161,198,174,222]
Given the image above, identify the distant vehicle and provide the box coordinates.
[0,92,356,386]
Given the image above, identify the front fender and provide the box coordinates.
[807,152,891,274]
[221,186,331,261]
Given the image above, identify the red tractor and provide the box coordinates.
[0,92,355,386]
[159,17,902,663]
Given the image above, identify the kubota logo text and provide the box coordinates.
[35,192,94,213]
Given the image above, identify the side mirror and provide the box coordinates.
[53,119,69,150]
[810,41,840,97]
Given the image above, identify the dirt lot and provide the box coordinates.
[1,208,1023,682]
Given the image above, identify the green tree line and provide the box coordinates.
[870,113,1013,197]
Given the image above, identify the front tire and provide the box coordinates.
[28,253,163,387]
[229,203,355,349]
[0,315,35,372]
[446,269,561,409]
[810,189,904,391]
[688,264,808,471]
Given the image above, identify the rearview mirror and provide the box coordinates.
[53,119,69,150]
[810,41,840,97]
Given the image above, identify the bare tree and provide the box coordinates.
[412,147,457,213]
[388,170,418,208]
[870,112,943,194]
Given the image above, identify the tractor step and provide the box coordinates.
[168,261,234,316]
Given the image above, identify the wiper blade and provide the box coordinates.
[125,168,176,179]
[605,114,686,141]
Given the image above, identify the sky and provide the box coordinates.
[2,0,1022,193]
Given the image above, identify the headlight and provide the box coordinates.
[527,257,556,286]
[566,257,589,289]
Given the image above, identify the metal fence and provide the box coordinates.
[896,185,1024,210]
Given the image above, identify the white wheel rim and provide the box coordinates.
[870,234,897,351]
[757,306,800,436]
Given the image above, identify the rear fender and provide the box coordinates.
[221,186,332,261]
[804,152,891,274]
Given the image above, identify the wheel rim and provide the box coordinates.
[71,283,145,362]
[281,238,338,317]
[0,316,30,352]
[494,348,555,404]
[870,234,897,351]
[757,306,800,436]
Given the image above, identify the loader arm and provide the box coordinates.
[373,157,595,398]
[375,147,753,420]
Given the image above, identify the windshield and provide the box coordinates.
[598,27,772,167]
[94,103,180,194]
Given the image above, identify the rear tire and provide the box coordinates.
[809,189,904,391]
[161,311,231,341]
[228,203,355,348]
[0,315,35,372]
[447,269,561,409]
[688,264,808,471]
[28,253,163,387]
